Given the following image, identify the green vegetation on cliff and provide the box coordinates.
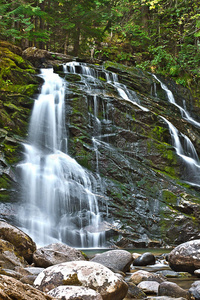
[0,41,40,202]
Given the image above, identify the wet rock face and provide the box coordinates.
[64,61,200,247]
[168,240,200,274]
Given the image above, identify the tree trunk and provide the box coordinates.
[73,27,80,56]
[64,33,69,55]
[39,1,45,49]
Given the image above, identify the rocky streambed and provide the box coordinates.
[1,219,200,300]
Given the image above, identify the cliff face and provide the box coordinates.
[1,43,200,247]
[63,61,200,247]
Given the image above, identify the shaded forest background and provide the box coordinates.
[0,0,200,95]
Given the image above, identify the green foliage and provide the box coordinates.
[0,0,200,91]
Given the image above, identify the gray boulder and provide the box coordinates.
[168,240,200,273]
[189,281,200,299]
[33,243,86,267]
[158,282,189,299]
[129,270,166,285]
[91,249,133,272]
[34,260,128,300]
[138,280,160,294]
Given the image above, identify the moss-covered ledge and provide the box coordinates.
[0,41,41,203]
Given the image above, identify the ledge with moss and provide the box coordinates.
[0,41,41,203]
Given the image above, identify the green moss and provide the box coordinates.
[80,251,88,260]
[0,173,13,202]
[162,189,177,205]
[0,173,12,190]
[151,126,167,141]
[98,76,106,81]
[3,103,23,112]
[65,74,81,82]
[63,273,82,286]
[2,139,22,165]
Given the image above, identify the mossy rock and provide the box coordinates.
[0,238,27,269]
[0,41,22,56]
[162,189,178,205]
[0,221,36,264]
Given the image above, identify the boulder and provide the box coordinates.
[133,252,155,266]
[33,243,86,267]
[91,249,133,272]
[0,221,36,264]
[194,270,200,277]
[137,281,160,294]
[156,270,181,278]
[189,281,200,299]
[125,282,146,299]
[22,47,53,67]
[129,270,166,285]
[0,239,27,269]
[0,274,54,300]
[132,253,141,261]
[158,282,189,299]
[168,240,200,273]
[48,285,103,300]
[34,260,128,300]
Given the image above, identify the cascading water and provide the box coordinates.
[17,61,150,247]
[153,74,200,186]
[16,60,200,247]
[161,116,200,185]
[17,68,106,247]
[153,74,200,128]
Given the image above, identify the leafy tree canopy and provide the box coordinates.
[0,0,200,91]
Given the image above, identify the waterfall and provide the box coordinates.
[16,60,200,247]
[154,74,200,186]
[17,68,106,248]
[161,116,200,185]
[153,74,200,128]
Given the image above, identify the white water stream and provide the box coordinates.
[18,68,105,247]
[153,74,200,186]
[153,74,200,128]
